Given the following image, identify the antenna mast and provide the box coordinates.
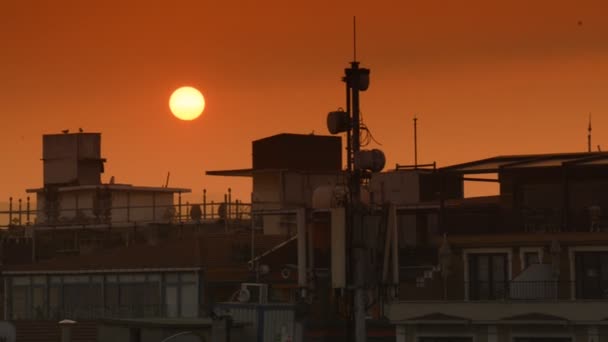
[588,113,592,153]
[327,18,375,342]
[353,17,357,61]
[349,16,369,342]
[413,116,418,167]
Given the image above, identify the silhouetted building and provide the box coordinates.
[208,133,346,235]
[42,133,105,187]
[385,152,608,342]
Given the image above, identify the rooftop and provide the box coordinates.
[26,183,191,194]
[441,152,608,174]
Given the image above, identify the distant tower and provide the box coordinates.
[588,113,592,152]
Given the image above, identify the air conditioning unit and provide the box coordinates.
[237,283,268,304]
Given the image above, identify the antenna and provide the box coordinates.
[353,16,357,62]
[413,116,418,167]
[588,113,592,152]
[164,172,171,188]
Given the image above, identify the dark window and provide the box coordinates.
[576,251,608,299]
[524,252,540,268]
[12,286,28,319]
[468,253,508,300]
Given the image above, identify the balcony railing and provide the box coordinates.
[468,281,561,301]
[11,304,205,320]
[0,196,252,229]
[440,206,605,234]
[400,280,608,301]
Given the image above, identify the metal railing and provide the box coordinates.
[400,280,608,301]
[11,304,206,320]
[0,189,252,229]
[467,281,562,301]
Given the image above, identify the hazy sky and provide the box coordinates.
[1,0,607,203]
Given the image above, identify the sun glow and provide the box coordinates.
[169,86,205,121]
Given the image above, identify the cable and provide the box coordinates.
[359,111,383,147]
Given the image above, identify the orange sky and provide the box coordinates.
[1,0,607,204]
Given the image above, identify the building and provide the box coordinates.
[208,133,345,235]
[26,132,190,226]
[2,233,291,321]
[383,152,608,342]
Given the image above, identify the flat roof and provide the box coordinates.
[26,184,191,193]
[206,168,253,177]
[206,168,344,177]
[441,152,608,174]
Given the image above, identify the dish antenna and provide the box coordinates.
[237,288,251,303]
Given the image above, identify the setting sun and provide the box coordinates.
[169,86,205,121]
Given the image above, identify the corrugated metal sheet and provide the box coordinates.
[262,308,294,342]
[215,303,296,342]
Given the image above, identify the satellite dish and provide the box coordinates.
[327,109,350,134]
[354,149,386,173]
[237,289,251,303]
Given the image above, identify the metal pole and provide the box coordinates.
[26,196,31,225]
[588,113,592,152]
[18,198,22,226]
[223,194,228,233]
[234,200,239,220]
[414,116,418,168]
[228,188,232,221]
[297,208,307,296]
[346,80,352,172]
[349,59,367,342]
[8,197,12,226]
[178,192,182,223]
[250,193,255,265]
[203,189,207,220]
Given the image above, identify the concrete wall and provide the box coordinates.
[370,171,421,205]
[388,301,608,322]
[396,324,592,342]
[252,170,341,234]
[42,133,102,186]
[397,323,605,342]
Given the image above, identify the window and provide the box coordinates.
[165,286,178,318]
[49,284,61,319]
[576,251,608,299]
[12,286,28,319]
[32,287,45,319]
[524,252,540,268]
[180,284,197,317]
[468,253,508,300]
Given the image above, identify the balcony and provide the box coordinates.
[468,281,561,301]
[399,280,608,301]
[439,201,606,235]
